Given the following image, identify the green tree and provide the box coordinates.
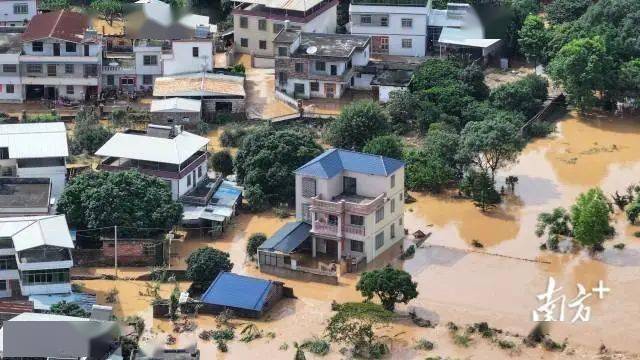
[109,109,131,128]
[384,90,421,134]
[570,188,611,249]
[423,82,476,122]
[518,15,550,65]
[246,233,267,260]
[626,201,640,224]
[409,58,462,92]
[548,36,615,110]
[545,0,591,25]
[325,302,392,358]
[459,170,501,212]
[458,117,525,180]
[490,74,549,117]
[325,101,390,151]
[460,63,490,100]
[356,266,418,311]
[70,106,113,155]
[56,171,183,235]
[235,126,322,208]
[185,247,233,289]
[210,150,234,177]
[404,149,456,193]
[39,0,70,10]
[362,135,403,160]
[620,59,640,99]
[535,207,572,250]
[510,0,541,21]
[91,0,123,25]
[50,301,90,318]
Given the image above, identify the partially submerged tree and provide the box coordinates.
[325,100,390,151]
[356,266,418,311]
[246,233,267,260]
[571,188,612,250]
[459,170,501,212]
[186,247,233,289]
[535,207,572,250]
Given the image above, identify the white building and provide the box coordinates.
[0,215,74,298]
[295,149,405,263]
[274,29,370,99]
[0,0,37,30]
[0,33,23,103]
[95,125,209,201]
[232,0,338,58]
[19,10,103,101]
[0,122,69,199]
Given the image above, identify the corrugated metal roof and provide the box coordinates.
[150,98,202,113]
[295,148,404,179]
[0,215,74,252]
[0,122,69,159]
[95,130,209,165]
[201,272,274,311]
[259,221,311,254]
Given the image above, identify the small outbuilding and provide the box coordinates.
[200,272,284,318]
[150,98,202,128]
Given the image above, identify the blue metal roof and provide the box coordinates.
[211,184,242,208]
[295,148,405,179]
[259,221,311,254]
[201,272,274,311]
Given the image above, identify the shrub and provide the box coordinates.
[498,339,516,349]
[300,337,330,355]
[613,243,625,250]
[210,150,234,177]
[453,333,471,347]
[414,338,434,351]
[219,125,248,147]
[246,233,267,260]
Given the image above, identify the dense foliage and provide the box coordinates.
[186,247,233,289]
[235,126,322,209]
[571,188,612,249]
[356,266,419,311]
[90,0,123,26]
[362,135,404,160]
[210,150,234,177]
[57,170,183,235]
[325,302,392,358]
[70,107,113,155]
[246,233,267,260]
[50,301,90,318]
[325,101,390,151]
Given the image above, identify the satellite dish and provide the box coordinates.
[108,62,119,66]
[306,46,317,55]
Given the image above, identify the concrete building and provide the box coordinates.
[150,97,202,128]
[0,0,37,30]
[0,122,69,199]
[0,33,23,103]
[0,178,53,217]
[95,124,209,201]
[0,215,75,298]
[20,10,102,101]
[232,0,338,58]
[274,29,370,99]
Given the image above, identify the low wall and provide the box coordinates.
[259,264,338,285]
[275,90,299,109]
[252,56,275,68]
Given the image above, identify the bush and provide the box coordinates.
[498,339,516,349]
[23,112,60,123]
[246,233,267,260]
[219,125,248,147]
[50,301,90,317]
[185,248,233,289]
[414,338,434,351]
[300,337,330,355]
[210,150,234,177]
[453,333,471,347]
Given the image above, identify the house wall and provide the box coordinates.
[20,282,71,296]
[151,112,201,128]
[0,0,37,27]
[171,160,208,200]
[22,39,101,57]
[162,41,214,75]
[349,4,428,57]
[134,48,163,76]
[0,53,23,103]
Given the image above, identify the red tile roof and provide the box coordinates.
[22,10,90,43]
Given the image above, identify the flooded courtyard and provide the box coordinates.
[80,111,640,358]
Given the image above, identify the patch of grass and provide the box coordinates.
[453,333,472,347]
[414,338,434,351]
[300,337,330,355]
[211,328,234,341]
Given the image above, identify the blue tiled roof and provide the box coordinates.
[259,221,311,254]
[201,272,274,311]
[295,148,404,179]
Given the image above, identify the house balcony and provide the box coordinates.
[312,221,366,239]
[310,192,385,215]
[19,55,100,64]
[17,247,73,271]
[102,65,136,75]
[98,151,207,180]
[180,176,222,206]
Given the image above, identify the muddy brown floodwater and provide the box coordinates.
[80,111,640,359]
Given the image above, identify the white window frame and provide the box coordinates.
[401,18,413,28]
[402,39,413,49]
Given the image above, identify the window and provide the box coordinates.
[350,215,364,226]
[375,232,384,249]
[273,23,284,33]
[361,15,371,24]
[351,240,364,253]
[6,84,14,94]
[391,199,396,213]
[2,64,16,73]
[0,280,6,291]
[375,206,384,223]
[13,3,28,14]
[121,77,134,85]
[21,269,70,285]
[64,64,74,74]
[0,255,17,270]
[278,71,287,85]
[258,19,267,30]
[240,38,248,47]
[259,40,267,50]
[380,37,389,51]
[295,62,304,73]
[143,55,157,66]
[401,18,413,28]
[315,61,326,71]
[187,172,192,186]
[328,215,338,225]
[47,64,56,76]
[402,39,412,49]
[277,46,288,56]
[192,46,199,57]
[343,176,356,195]
[391,174,396,188]
[239,16,248,28]
[65,42,76,52]
[66,85,74,94]
[302,177,316,197]
[294,83,305,94]
[27,64,41,73]
[380,16,388,26]
[107,75,114,86]
[310,82,319,92]
[390,223,396,239]
[32,41,43,52]
[198,165,203,178]
[143,74,153,85]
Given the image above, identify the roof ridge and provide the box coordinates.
[50,10,64,39]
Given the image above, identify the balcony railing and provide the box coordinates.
[99,152,207,180]
[313,221,338,236]
[345,224,365,236]
[312,222,366,239]
[102,65,136,74]
[311,193,385,215]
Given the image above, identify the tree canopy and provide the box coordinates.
[545,0,591,25]
[490,74,549,118]
[56,170,183,235]
[246,233,267,260]
[90,0,123,26]
[325,101,390,151]
[356,266,418,311]
[70,107,113,155]
[50,301,90,318]
[186,247,233,289]
[235,126,322,209]
[362,135,404,160]
[570,188,612,249]
[518,15,550,65]
[210,150,234,177]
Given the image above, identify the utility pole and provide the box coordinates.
[114,225,118,279]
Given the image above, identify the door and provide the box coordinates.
[325,83,336,98]
[45,86,56,100]
[53,43,60,56]
[343,176,356,195]
[325,239,338,259]
[330,65,337,76]
[84,44,90,56]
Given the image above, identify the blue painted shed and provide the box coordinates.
[200,272,284,318]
